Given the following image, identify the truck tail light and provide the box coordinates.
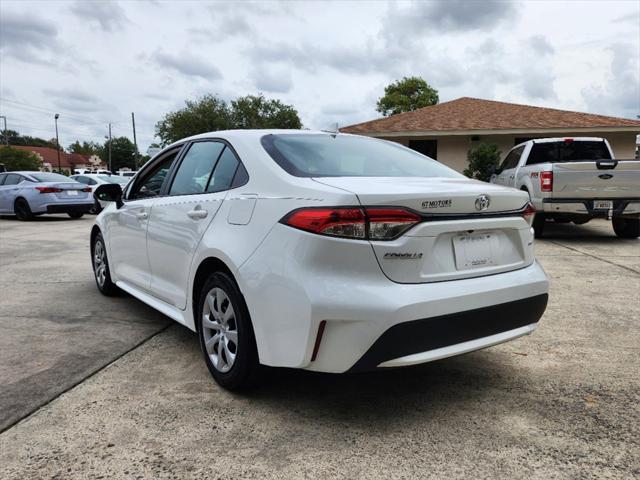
[521,202,536,226]
[281,207,421,240]
[35,186,63,193]
[540,171,553,192]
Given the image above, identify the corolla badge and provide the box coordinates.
[475,194,491,211]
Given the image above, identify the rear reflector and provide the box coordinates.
[35,186,63,193]
[281,207,421,240]
[521,202,536,226]
[540,171,553,192]
[310,320,327,362]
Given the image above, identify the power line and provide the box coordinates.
[0,98,116,125]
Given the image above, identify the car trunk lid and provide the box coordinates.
[313,176,534,283]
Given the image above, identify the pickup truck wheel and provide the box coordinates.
[533,213,546,238]
[612,217,640,239]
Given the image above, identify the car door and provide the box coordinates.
[0,173,9,212]
[0,174,23,212]
[106,149,181,292]
[146,141,243,309]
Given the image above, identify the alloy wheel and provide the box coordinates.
[202,287,238,373]
[93,240,107,287]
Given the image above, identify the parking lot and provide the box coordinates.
[0,215,638,479]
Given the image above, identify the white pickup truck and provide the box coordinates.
[490,137,640,238]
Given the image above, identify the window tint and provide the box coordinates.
[130,151,178,199]
[0,174,7,186]
[74,176,90,184]
[3,174,22,185]
[527,141,611,165]
[207,147,239,192]
[262,134,461,178]
[231,162,249,188]
[169,141,224,196]
[500,146,524,171]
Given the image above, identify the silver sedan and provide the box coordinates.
[0,171,94,220]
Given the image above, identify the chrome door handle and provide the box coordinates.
[135,211,148,220]
[187,208,208,220]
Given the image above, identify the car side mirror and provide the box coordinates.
[94,183,123,208]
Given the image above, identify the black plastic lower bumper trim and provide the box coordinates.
[46,204,93,214]
[348,293,548,372]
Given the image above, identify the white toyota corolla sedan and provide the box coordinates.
[91,130,549,390]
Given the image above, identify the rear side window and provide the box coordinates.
[207,147,239,193]
[262,134,461,178]
[3,174,22,185]
[527,141,611,165]
[169,141,225,196]
[0,174,6,185]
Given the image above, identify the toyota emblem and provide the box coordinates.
[475,194,490,211]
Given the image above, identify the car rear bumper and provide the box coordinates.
[347,293,547,372]
[542,198,640,217]
[45,203,93,214]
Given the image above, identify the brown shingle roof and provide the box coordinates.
[8,146,91,168]
[341,97,640,134]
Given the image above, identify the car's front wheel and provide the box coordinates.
[91,232,119,295]
[197,272,259,391]
[612,217,640,239]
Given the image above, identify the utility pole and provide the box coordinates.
[107,123,112,172]
[54,114,61,173]
[0,116,7,145]
[131,112,138,169]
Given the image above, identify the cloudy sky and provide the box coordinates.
[0,0,638,152]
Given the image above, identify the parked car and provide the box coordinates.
[491,137,640,238]
[70,173,130,213]
[91,130,549,390]
[117,170,138,177]
[0,171,93,220]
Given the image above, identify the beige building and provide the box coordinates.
[341,97,640,172]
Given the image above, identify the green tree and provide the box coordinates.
[69,140,102,156]
[0,146,43,171]
[376,76,439,116]
[231,94,302,129]
[5,129,60,149]
[463,143,502,182]
[155,95,232,146]
[102,137,136,172]
[154,94,302,146]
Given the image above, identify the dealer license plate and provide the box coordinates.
[67,190,78,196]
[453,232,496,270]
[593,200,612,210]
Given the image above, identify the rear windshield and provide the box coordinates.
[527,141,611,165]
[28,172,73,182]
[261,134,462,178]
[98,175,129,184]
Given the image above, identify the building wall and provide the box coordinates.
[381,131,638,173]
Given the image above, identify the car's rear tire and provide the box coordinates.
[89,201,102,215]
[14,198,34,221]
[612,217,640,239]
[91,232,119,295]
[197,272,260,391]
[533,213,546,238]
[68,212,84,219]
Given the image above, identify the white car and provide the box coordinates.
[71,174,130,213]
[91,130,549,390]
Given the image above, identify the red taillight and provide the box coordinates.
[521,202,536,226]
[540,171,553,192]
[281,207,421,240]
[35,186,63,194]
[81,187,92,192]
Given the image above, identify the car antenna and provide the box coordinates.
[321,122,339,138]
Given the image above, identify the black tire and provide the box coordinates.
[533,213,546,238]
[68,212,84,219]
[197,272,260,391]
[14,198,34,221]
[612,217,640,239]
[89,200,102,215]
[91,232,119,296]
